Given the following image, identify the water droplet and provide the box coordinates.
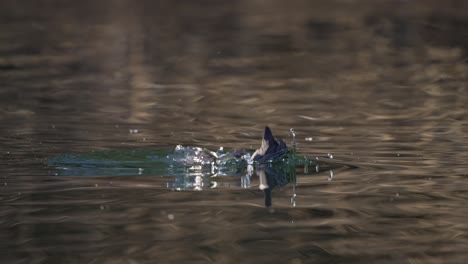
[289,128,296,137]
[94,184,98,187]
[397,153,400,157]
[328,170,334,181]
[4,182,7,186]
[305,137,313,141]
[129,129,139,134]
[168,214,174,220]
[100,205,105,210]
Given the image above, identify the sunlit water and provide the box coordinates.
[1,1,468,263]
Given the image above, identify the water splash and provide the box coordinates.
[48,127,349,192]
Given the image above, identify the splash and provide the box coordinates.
[48,127,347,193]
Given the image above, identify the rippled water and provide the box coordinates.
[1,1,468,263]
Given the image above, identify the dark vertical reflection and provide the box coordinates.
[257,163,297,208]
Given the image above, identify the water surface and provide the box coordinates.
[1,0,468,263]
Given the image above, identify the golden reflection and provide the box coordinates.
[1,0,468,263]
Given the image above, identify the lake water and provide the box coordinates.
[1,1,468,263]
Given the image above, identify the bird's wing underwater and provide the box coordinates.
[251,127,289,163]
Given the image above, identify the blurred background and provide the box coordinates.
[1,0,467,263]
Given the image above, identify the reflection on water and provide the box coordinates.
[1,0,468,263]
[257,163,296,208]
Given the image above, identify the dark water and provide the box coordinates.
[1,0,468,263]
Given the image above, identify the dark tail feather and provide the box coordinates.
[265,126,288,154]
[264,126,278,155]
[253,127,289,162]
[263,127,276,144]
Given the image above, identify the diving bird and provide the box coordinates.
[250,126,289,163]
